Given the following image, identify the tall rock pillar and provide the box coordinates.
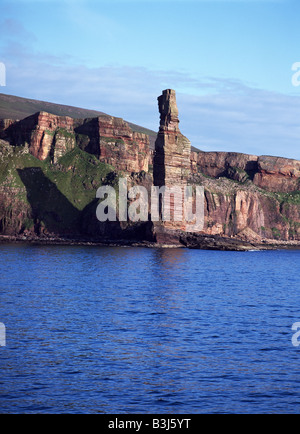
[152,89,192,242]
[153,89,191,187]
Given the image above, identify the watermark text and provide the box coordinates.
[0,62,6,87]
[96,178,204,231]
[0,322,6,346]
[291,62,300,87]
[292,322,300,347]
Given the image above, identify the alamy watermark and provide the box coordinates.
[0,322,6,347]
[291,62,300,87]
[96,178,204,231]
[292,322,300,347]
[0,62,6,87]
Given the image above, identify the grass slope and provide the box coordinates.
[0,143,114,235]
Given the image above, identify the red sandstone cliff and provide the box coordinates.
[151,90,299,244]
[0,111,149,172]
[0,91,299,247]
[187,151,300,242]
[0,111,75,163]
[75,115,149,172]
[194,151,300,194]
[253,155,300,193]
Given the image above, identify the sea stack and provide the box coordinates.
[153,89,191,187]
[152,89,192,242]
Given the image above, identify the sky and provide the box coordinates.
[1,0,300,159]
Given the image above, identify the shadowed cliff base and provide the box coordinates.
[80,197,153,243]
[17,168,82,237]
[16,168,153,242]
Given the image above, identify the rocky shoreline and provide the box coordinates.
[0,234,299,251]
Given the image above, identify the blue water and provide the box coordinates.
[0,244,300,414]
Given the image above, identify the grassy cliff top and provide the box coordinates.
[0,92,157,137]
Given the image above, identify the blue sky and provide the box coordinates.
[1,0,300,159]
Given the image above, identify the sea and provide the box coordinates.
[0,244,300,414]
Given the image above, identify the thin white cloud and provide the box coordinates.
[0,18,37,44]
[177,87,300,159]
[1,34,299,160]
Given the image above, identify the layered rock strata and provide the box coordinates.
[253,155,300,193]
[152,89,191,239]
[0,112,149,172]
[1,111,75,162]
[75,115,149,172]
[194,151,300,193]
[193,175,300,241]
[150,90,300,244]
[0,91,299,247]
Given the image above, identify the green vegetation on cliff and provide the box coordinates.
[0,143,114,235]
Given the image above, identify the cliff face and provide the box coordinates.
[195,151,258,180]
[75,115,149,172]
[253,155,300,193]
[1,111,75,163]
[0,111,149,172]
[195,151,300,193]
[190,150,300,242]
[193,176,300,241]
[149,91,300,244]
[0,109,150,241]
[0,91,299,247]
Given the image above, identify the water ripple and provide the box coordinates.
[0,245,300,413]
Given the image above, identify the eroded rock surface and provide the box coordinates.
[0,112,149,171]
[0,90,299,248]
